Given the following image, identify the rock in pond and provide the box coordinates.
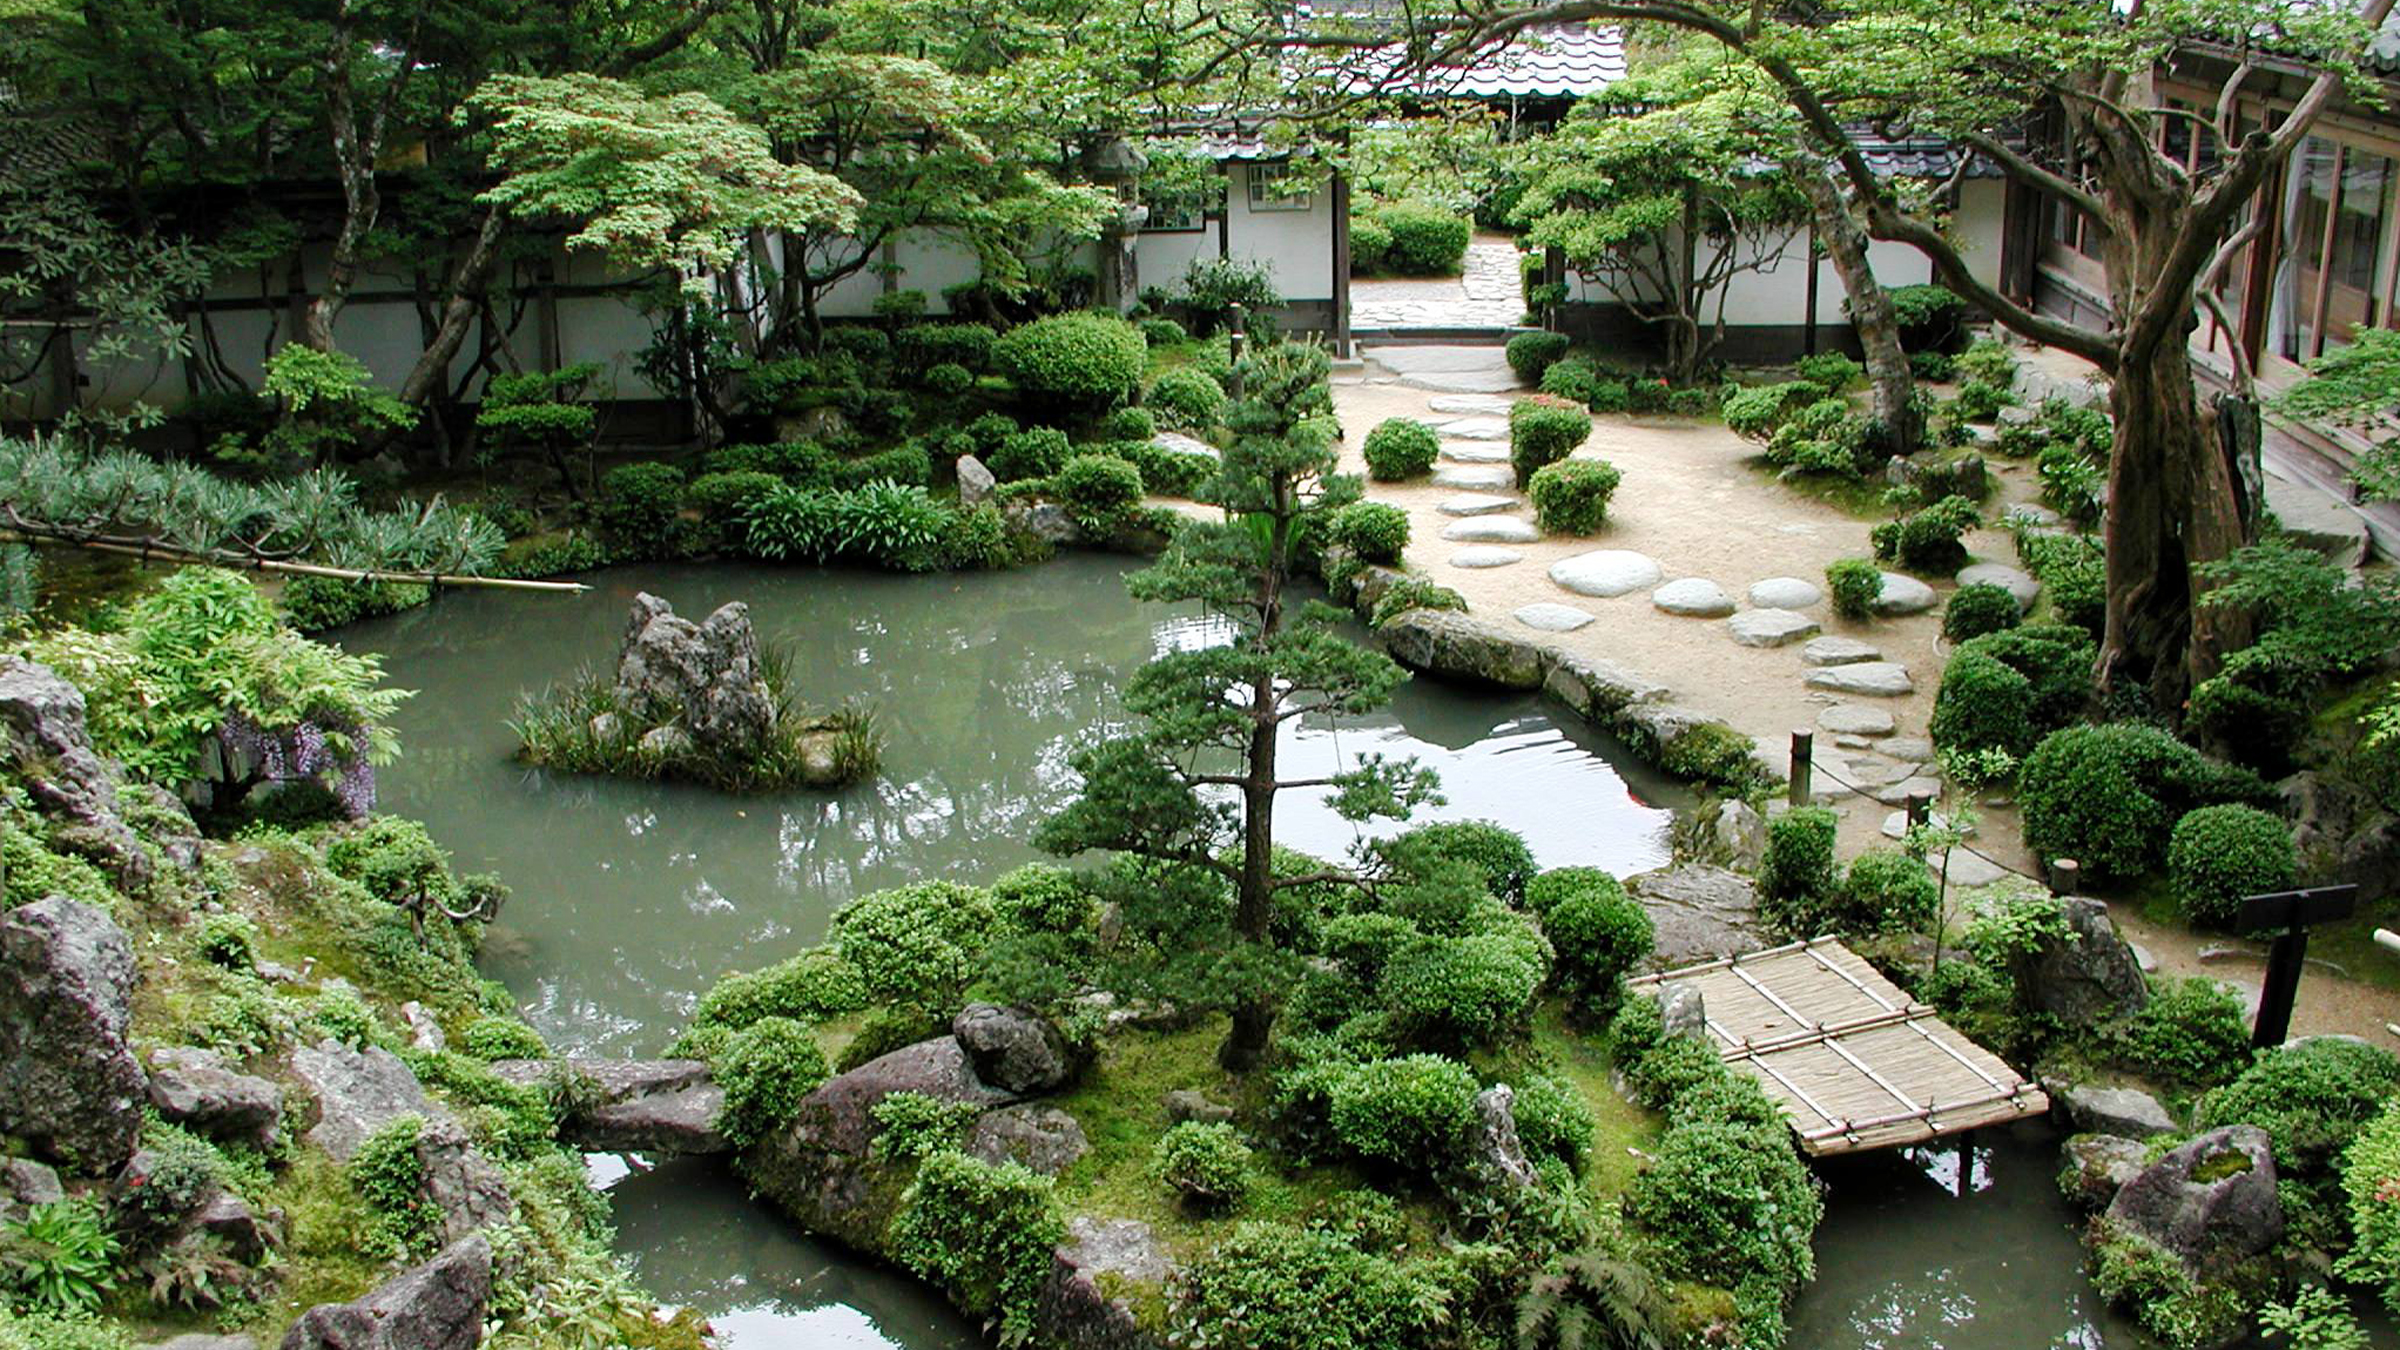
[614,593,779,759]
[1381,610,1548,689]
[0,896,146,1171]
[2106,1125,2282,1269]
[279,1233,491,1350]
[2059,1083,2177,1138]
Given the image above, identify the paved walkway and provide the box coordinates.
[1350,233,1527,331]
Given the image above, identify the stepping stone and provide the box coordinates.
[1438,493,1518,517]
[1513,602,1595,633]
[1549,550,1663,598]
[1442,517,1539,544]
[1832,735,1872,751]
[1881,810,1975,840]
[1748,577,1823,610]
[1935,849,2011,887]
[1847,757,1924,788]
[1820,704,1896,736]
[1428,394,1516,415]
[1883,737,1936,764]
[1802,636,1882,667]
[1436,416,1509,441]
[1652,578,1736,618]
[1871,572,1939,617]
[1871,774,1945,805]
[1371,345,1525,395]
[1805,662,1915,696]
[1957,562,2040,612]
[1449,547,1524,569]
[1434,465,1515,490]
[1406,370,1524,394]
[1725,607,1820,647]
[1441,442,1511,464]
[2003,502,2061,528]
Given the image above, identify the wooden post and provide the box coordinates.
[2237,885,2359,1050]
[1227,304,1248,399]
[1905,792,1932,831]
[2047,858,2080,897]
[1330,156,1353,359]
[1788,730,1813,808]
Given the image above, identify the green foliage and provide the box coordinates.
[1834,850,1940,935]
[1151,1120,1253,1208]
[596,462,688,559]
[0,1201,117,1315]
[2261,1285,2370,1350]
[831,880,1001,1007]
[1537,871,1652,1013]
[1825,558,1881,620]
[2337,1099,2400,1316]
[1763,397,1875,477]
[192,912,258,970]
[1657,721,1761,791]
[1361,418,1441,481]
[1369,201,1473,275]
[1325,1054,1480,1170]
[690,949,868,1043]
[1722,381,1821,440]
[460,1016,550,1062]
[1509,1073,1597,1175]
[1509,398,1592,488]
[711,1016,831,1149]
[738,481,998,572]
[2120,977,2253,1090]
[1146,367,1228,432]
[2092,1226,2246,1350]
[1102,407,1158,443]
[1955,338,2017,386]
[1328,501,1410,565]
[2280,326,2400,500]
[1911,351,1957,381]
[1794,352,1864,393]
[1943,583,2022,642]
[889,1151,1066,1346]
[1758,806,1839,934]
[2167,804,2297,927]
[1167,1220,1448,1350]
[279,576,432,633]
[1349,211,1395,273]
[1870,494,1979,573]
[1106,438,1217,499]
[898,323,999,374]
[1527,458,1622,535]
[1383,821,1537,905]
[1931,648,2035,756]
[1887,284,1967,347]
[1506,331,1573,381]
[1628,1119,1820,1296]
[351,1114,436,1254]
[995,313,1147,407]
[1381,931,1546,1050]
[989,427,1071,483]
[1138,317,1189,347]
[2198,1039,2400,1176]
[2019,723,2269,885]
[924,362,975,398]
[1175,257,1283,336]
[1367,575,1468,629]
[870,1091,983,1162]
[1052,454,1146,534]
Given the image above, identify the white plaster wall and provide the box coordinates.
[1954,178,2009,295]
[1224,164,1334,301]
[1136,224,1218,296]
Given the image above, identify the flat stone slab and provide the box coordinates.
[1748,577,1823,609]
[1880,809,1974,840]
[1440,442,1511,464]
[1449,547,1525,569]
[1513,602,1596,632]
[1802,636,1882,666]
[1427,394,1517,415]
[1882,737,1936,763]
[1434,465,1516,491]
[1550,550,1663,598]
[1653,578,1737,617]
[1406,370,1524,393]
[1871,572,1939,617]
[1725,607,1820,646]
[1442,517,1540,544]
[2003,502,2061,528]
[1819,703,1896,736]
[1372,344,1521,377]
[1871,774,1945,805]
[1438,493,1518,517]
[1935,849,2012,888]
[1957,563,2039,611]
[1805,661,1916,696]
[1434,416,1510,441]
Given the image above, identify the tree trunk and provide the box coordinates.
[396,206,509,410]
[1797,159,1917,454]
[1220,668,1281,1074]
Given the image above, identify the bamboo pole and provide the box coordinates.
[0,530,589,594]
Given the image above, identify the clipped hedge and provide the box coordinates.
[1361,418,1441,481]
[2167,804,2296,927]
[1509,397,1591,488]
[1527,458,1621,535]
[1373,201,1473,275]
[993,313,1146,405]
[2019,724,2270,885]
[1505,331,1572,382]
[1328,500,1409,565]
[1146,367,1228,432]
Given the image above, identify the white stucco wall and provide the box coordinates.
[1223,163,1335,302]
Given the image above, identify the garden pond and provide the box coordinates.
[352,554,2163,1350]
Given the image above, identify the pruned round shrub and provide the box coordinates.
[1102,406,1158,442]
[1348,211,1394,273]
[1722,380,1819,440]
[1052,454,1146,534]
[1362,417,1440,481]
[2119,977,2253,1090]
[1943,582,2022,642]
[686,470,785,534]
[1381,820,1538,904]
[889,1150,1065,1344]
[2198,1037,2400,1174]
[1146,367,1227,432]
[459,1016,548,1061]
[1539,355,1600,405]
[1151,1121,1253,1208]
[1826,558,1881,620]
[1931,647,2035,756]
[693,945,871,1032]
[1167,1220,1447,1350]
[1795,352,1865,394]
[1509,397,1592,487]
[1138,316,1189,347]
[1870,494,1980,574]
[1628,1118,1821,1294]
[989,427,1071,483]
[597,461,686,558]
[2167,804,2296,927]
[924,362,975,398]
[993,313,1147,406]
[712,1016,830,1147]
[1835,849,1940,935]
[1538,871,1652,1012]
[2019,723,2269,885]
[830,880,1002,1007]
[1508,1073,1596,1174]
[1759,806,1839,935]
[1381,932,1545,1049]
[897,322,997,373]
[1328,500,1409,565]
[1325,1054,1480,1168]
[1965,623,2097,732]
[1527,458,1621,535]
[1374,201,1472,274]
[1506,331,1573,382]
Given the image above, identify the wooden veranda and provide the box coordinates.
[1625,938,2048,1157]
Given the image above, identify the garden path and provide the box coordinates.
[1349,232,1527,330]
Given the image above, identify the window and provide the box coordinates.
[1142,191,1209,233]
[2324,149,2393,349]
[1245,162,1312,212]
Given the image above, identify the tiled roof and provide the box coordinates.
[1399,25,1628,99]
[1739,127,2003,181]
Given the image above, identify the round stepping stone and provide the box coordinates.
[1437,416,1509,441]
[1652,578,1736,617]
[1513,602,1595,632]
[1725,607,1820,647]
[1442,517,1540,544]
[1819,704,1896,736]
[1441,442,1511,464]
[1449,547,1524,569]
[1438,493,1518,517]
[1956,562,2040,612]
[1434,465,1515,490]
[1805,661,1916,696]
[1882,737,1936,764]
[2003,502,2061,528]
[1871,572,1938,617]
[1427,394,1516,415]
[1747,576,1823,610]
[1802,635,1882,667]
[1549,550,1663,598]
[1871,774,1945,805]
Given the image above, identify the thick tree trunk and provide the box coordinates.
[1797,160,1917,454]
[1220,669,1281,1074]
[396,207,509,409]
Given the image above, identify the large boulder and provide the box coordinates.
[0,896,146,1171]
[952,1004,1080,1093]
[1038,1217,1173,1350]
[148,1046,284,1150]
[613,593,778,758]
[279,1233,492,1350]
[410,1119,515,1244]
[2060,1133,2150,1210]
[2011,898,2149,1023]
[288,1040,449,1163]
[2106,1125,2282,1270]
[487,1057,727,1153]
[1627,865,1762,969]
[0,656,155,888]
[965,1104,1089,1176]
[1464,1085,1541,1197]
[1379,610,1547,690]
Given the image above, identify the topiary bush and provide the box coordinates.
[1138,316,1189,347]
[596,461,686,558]
[1380,820,1538,904]
[989,427,1071,483]
[1527,458,1621,535]
[1943,582,2022,642]
[1348,210,1394,273]
[1150,1121,1253,1209]
[993,313,1147,407]
[1870,494,1980,574]
[830,880,1002,1007]
[1167,1220,1448,1350]
[2019,723,2271,885]
[2199,1038,2400,1175]
[889,1150,1066,1345]
[1759,806,1839,935]
[1931,647,2036,756]
[1834,850,1940,935]
[1362,417,1440,481]
[1325,1053,1480,1169]
[1509,397,1592,488]
[2339,1099,2400,1316]
[1145,367,1228,432]
[923,362,976,398]
[1537,871,1652,1014]
[1328,500,1409,565]
[1826,558,1881,620]
[1102,406,1157,442]
[1722,380,1820,440]
[1052,454,1146,535]
[897,322,998,373]
[692,945,871,1034]
[2118,977,2253,1090]
[1794,352,1865,394]
[2167,804,2296,927]
[1374,201,1473,274]
[711,1016,831,1147]
[1506,331,1573,382]
[1380,931,1546,1050]
[1508,1073,1596,1174]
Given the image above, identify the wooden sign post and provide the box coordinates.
[2235,885,2358,1050]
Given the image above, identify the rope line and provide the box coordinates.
[1793,747,2055,890]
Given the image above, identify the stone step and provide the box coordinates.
[1726,608,1820,647]
[1441,442,1511,464]
[1748,576,1824,610]
[1805,662,1915,696]
[1434,465,1516,491]
[1441,517,1540,544]
[1652,578,1736,618]
[1549,550,1663,598]
[1427,394,1518,415]
[1449,547,1524,569]
[1438,493,1518,517]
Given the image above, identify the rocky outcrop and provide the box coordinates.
[148,1046,284,1149]
[194,1191,281,1262]
[2059,1133,2149,1210]
[1627,865,1762,969]
[953,1004,1080,1093]
[2056,1083,2175,1139]
[1380,610,1545,690]
[1464,1085,1541,1197]
[1654,984,1708,1040]
[2010,898,2149,1024]
[1038,1218,1172,1350]
[966,1104,1089,1175]
[289,1039,449,1163]
[614,594,779,760]
[279,1233,492,1350]
[1163,1090,1234,1125]
[957,455,998,508]
[2283,769,2400,902]
[0,896,146,1171]
[0,656,161,889]
[489,1057,726,1154]
[2106,1125,2282,1270]
[411,1118,515,1244]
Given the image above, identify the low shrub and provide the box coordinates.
[1826,558,1881,620]
[834,1002,947,1074]
[1138,316,1189,347]
[1888,284,1967,350]
[1362,418,1440,481]
[1151,1121,1253,1208]
[1722,380,1820,439]
[1509,1073,1596,1174]
[1101,406,1157,442]
[924,362,975,398]
[1931,647,2035,756]
[1539,355,1601,405]
[692,945,870,1033]
[833,443,934,490]
[2167,804,2297,927]
[712,1016,831,1148]
[2199,1038,2400,1175]
[1380,932,1546,1050]
[1381,820,1538,904]
[280,576,431,632]
[1759,807,1839,935]
[596,462,686,558]
[1538,871,1651,1013]
[1658,722,1760,791]
[1955,337,2017,384]
[1527,458,1621,535]
[1506,331,1573,382]
[1833,850,1940,935]
[685,470,785,546]
[896,322,998,373]
[1943,582,2022,642]
[1374,201,1473,274]
[1870,494,1980,574]
[989,427,1071,483]
[1366,574,1467,629]
[1108,438,1216,498]
[1948,378,2016,423]
[871,1091,983,1162]
[1627,1118,1820,1307]
[889,1150,1065,1345]
[1795,352,1865,394]
[1328,501,1409,565]
[2019,723,2269,885]
[1323,1054,1481,1171]
[1509,397,1592,488]
[1176,257,1282,336]
[832,881,1003,1007]
[458,1016,548,1061]
[1910,351,1957,382]
[1052,454,1146,535]
[1348,211,1394,273]
[2339,1100,2400,1316]
[1167,1220,1447,1350]
[993,313,1147,407]
[1966,623,2098,731]
[2119,977,2252,1089]
[1146,367,1228,432]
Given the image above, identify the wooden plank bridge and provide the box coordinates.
[1626,937,2048,1157]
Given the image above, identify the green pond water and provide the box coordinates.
[347,555,2170,1350]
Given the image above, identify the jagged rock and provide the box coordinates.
[148,1047,283,1149]
[289,1039,448,1163]
[1748,577,1823,609]
[2059,1084,2177,1138]
[2011,898,2149,1024]
[1725,608,1820,647]
[1628,865,1762,968]
[2107,1125,2282,1270]
[1512,602,1595,633]
[967,1104,1089,1176]
[2,1159,63,1209]
[0,657,156,889]
[400,1001,445,1054]
[1039,1217,1173,1350]
[497,1055,729,1154]
[2060,1133,2150,1210]
[1381,610,1547,690]
[1711,800,1766,869]
[637,724,694,760]
[1465,1085,1541,1196]
[0,896,146,1171]
[953,1004,1079,1093]
[279,1233,492,1350]
[1163,1090,1235,1125]
[1870,572,1938,616]
[411,1119,514,1244]
[615,594,778,759]
[956,454,998,508]
[1549,550,1663,598]
[1652,578,1737,617]
[1011,501,1079,545]
[1805,662,1915,696]
[195,1191,280,1262]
